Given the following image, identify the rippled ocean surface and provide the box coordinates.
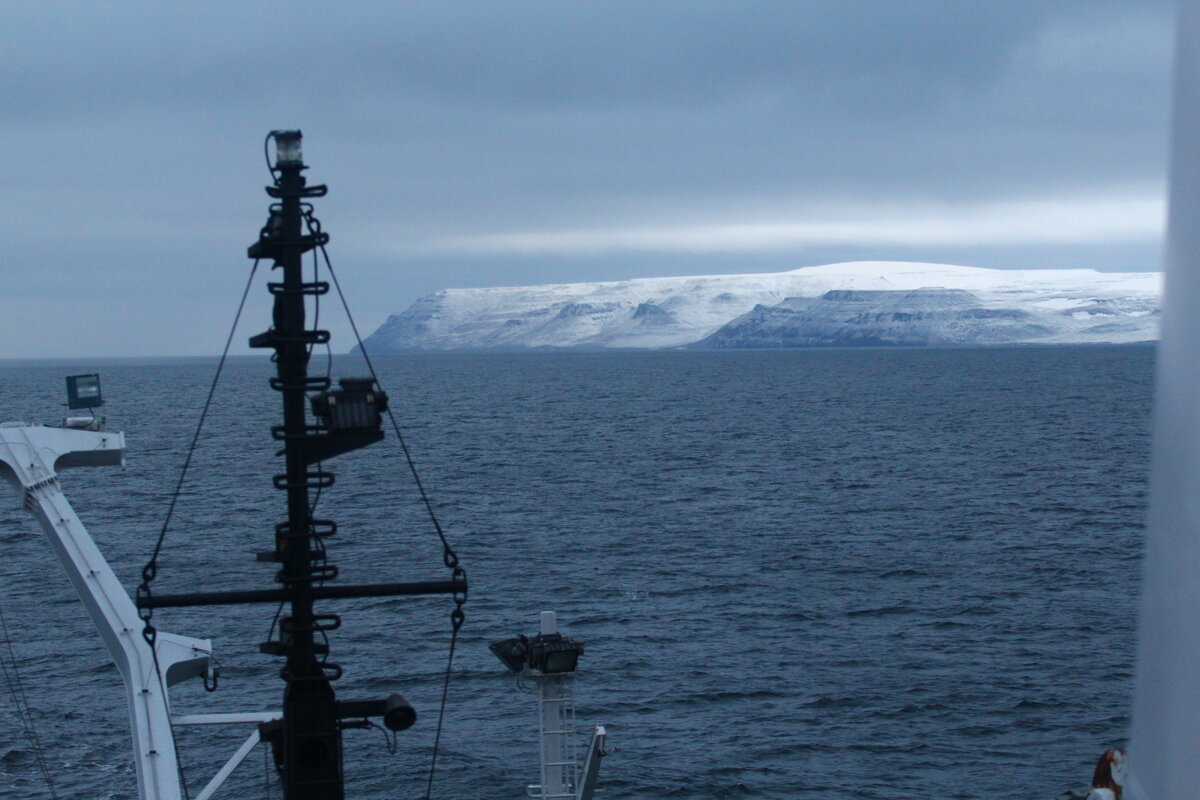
[0,346,1152,800]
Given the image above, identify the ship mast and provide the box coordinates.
[136,131,468,799]
[254,129,344,797]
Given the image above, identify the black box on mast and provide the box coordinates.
[311,378,387,431]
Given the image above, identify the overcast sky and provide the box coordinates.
[0,1,1175,358]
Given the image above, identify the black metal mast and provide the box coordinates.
[252,130,344,798]
[138,131,467,799]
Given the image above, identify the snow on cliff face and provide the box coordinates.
[360,261,1162,351]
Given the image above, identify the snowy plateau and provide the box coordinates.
[360,261,1162,351]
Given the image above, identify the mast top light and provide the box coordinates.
[270,129,303,167]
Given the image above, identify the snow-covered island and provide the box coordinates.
[359,261,1161,352]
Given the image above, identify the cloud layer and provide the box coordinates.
[0,0,1174,356]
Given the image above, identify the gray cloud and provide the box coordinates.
[0,0,1174,357]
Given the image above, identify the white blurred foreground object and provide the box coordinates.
[1127,3,1200,798]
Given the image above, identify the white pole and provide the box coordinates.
[537,611,572,799]
[539,676,568,798]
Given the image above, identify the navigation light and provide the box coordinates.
[271,130,303,166]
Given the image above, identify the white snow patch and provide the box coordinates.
[362,261,1162,351]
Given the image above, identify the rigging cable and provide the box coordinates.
[135,259,261,799]
[264,132,279,183]
[0,597,58,798]
[303,214,467,798]
[304,215,465,587]
[137,258,261,638]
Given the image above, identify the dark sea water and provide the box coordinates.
[0,346,1152,800]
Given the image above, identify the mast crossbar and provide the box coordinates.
[137,578,466,608]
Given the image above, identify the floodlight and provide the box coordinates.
[66,374,103,409]
[528,633,584,674]
[489,636,529,673]
[490,632,584,674]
